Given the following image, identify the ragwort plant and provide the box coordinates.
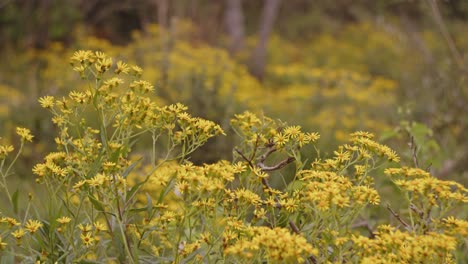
[0,51,466,263]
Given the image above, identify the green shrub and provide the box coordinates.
[0,51,466,263]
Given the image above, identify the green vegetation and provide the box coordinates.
[0,1,467,263]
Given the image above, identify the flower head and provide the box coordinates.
[25,219,43,234]
[16,127,33,142]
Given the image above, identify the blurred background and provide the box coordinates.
[0,0,467,185]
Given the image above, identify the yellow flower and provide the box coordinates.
[94,221,107,232]
[0,236,6,250]
[86,173,108,187]
[16,127,33,142]
[25,219,43,234]
[69,91,88,104]
[38,96,55,109]
[57,216,72,224]
[274,133,288,147]
[73,180,87,190]
[350,131,374,139]
[2,217,20,228]
[283,125,302,138]
[70,50,94,64]
[78,223,93,234]
[131,65,143,76]
[252,167,268,179]
[115,61,130,74]
[80,232,95,247]
[11,228,26,240]
[0,145,14,159]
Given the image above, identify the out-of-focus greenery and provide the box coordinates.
[2,16,467,179]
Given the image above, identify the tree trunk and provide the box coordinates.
[251,0,281,80]
[157,0,169,29]
[224,0,245,55]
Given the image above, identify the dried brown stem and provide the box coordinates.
[236,148,315,263]
[258,157,295,172]
[234,148,254,168]
[387,204,409,228]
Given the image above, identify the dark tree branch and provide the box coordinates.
[387,204,409,229]
[258,157,295,172]
[234,148,254,168]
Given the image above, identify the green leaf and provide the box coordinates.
[157,177,176,204]
[379,129,399,141]
[12,189,19,214]
[285,180,304,192]
[122,157,142,179]
[88,194,105,212]
[410,122,432,146]
[126,181,145,204]
[129,207,148,213]
[146,192,153,216]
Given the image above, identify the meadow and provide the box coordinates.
[0,1,467,263]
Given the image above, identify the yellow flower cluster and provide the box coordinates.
[225,226,317,263]
[0,217,43,245]
[298,170,380,211]
[384,166,431,178]
[0,144,14,159]
[231,111,319,154]
[173,161,242,196]
[266,64,397,143]
[440,216,468,236]
[350,131,399,162]
[385,167,467,204]
[16,127,34,142]
[351,225,458,263]
[77,221,107,247]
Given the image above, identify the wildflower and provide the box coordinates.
[225,227,316,262]
[2,217,20,228]
[11,228,26,241]
[254,208,267,219]
[0,145,14,159]
[94,221,107,232]
[252,167,268,179]
[115,61,130,74]
[350,131,374,139]
[57,216,71,224]
[334,149,351,163]
[38,96,55,109]
[80,232,95,247]
[131,65,143,77]
[102,161,117,172]
[0,237,6,250]
[69,91,88,104]
[279,198,298,212]
[94,51,106,59]
[441,217,468,236]
[73,65,86,76]
[274,133,288,147]
[130,80,154,93]
[173,180,189,196]
[16,127,33,142]
[306,132,320,142]
[73,180,87,190]
[78,223,93,234]
[25,219,43,234]
[70,50,93,64]
[283,125,302,138]
[86,173,108,187]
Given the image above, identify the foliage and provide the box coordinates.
[0,52,466,263]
